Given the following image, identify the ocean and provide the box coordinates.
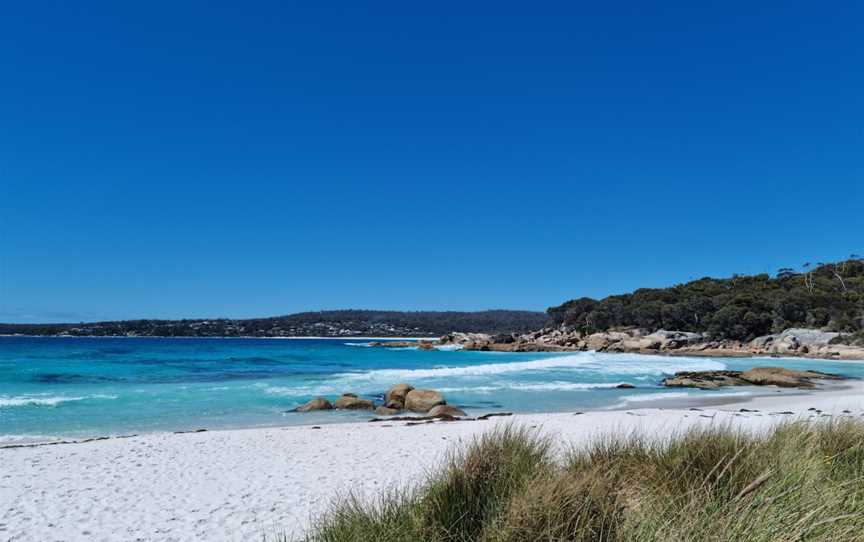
[2,336,862,444]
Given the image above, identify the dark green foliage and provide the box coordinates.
[548,259,864,341]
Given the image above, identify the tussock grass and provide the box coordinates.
[297,420,864,542]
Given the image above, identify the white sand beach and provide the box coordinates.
[3,382,864,542]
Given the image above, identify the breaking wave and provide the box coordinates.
[263,384,343,397]
[0,394,118,408]
[436,382,626,394]
[336,352,726,381]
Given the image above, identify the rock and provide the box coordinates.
[334,393,375,410]
[662,371,751,389]
[293,397,333,412]
[780,328,841,347]
[439,332,492,345]
[749,335,775,350]
[405,388,445,413]
[368,340,441,348]
[374,406,401,416]
[615,383,635,389]
[492,334,516,344]
[367,341,418,348]
[585,331,630,351]
[663,367,844,390]
[749,329,843,356]
[739,367,843,388]
[813,344,864,360]
[507,342,572,352]
[384,383,414,409]
[772,335,800,354]
[439,326,864,359]
[610,338,660,351]
[428,404,467,418]
[644,330,704,349]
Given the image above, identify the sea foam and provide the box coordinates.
[436,381,626,394]
[336,352,726,381]
[0,394,117,408]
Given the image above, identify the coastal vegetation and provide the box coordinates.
[295,421,864,542]
[5,257,863,346]
[0,309,546,338]
[548,258,864,342]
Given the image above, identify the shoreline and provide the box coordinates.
[469,345,864,364]
[3,333,863,363]
[0,334,436,340]
[4,381,864,541]
[4,379,858,450]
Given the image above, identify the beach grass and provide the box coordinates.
[291,419,864,542]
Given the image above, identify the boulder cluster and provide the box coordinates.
[662,367,844,390]
[426,328,864,360]
[292,383,467,418]
[434,330,707,353]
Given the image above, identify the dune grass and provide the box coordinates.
[295,420,864,542]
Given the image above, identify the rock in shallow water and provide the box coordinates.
[334,393,374,410]
[374,406,401,416]
[739,367,844,388]
[384,383,414,409]
[293,397,333,412]
[662,371,751,389]
[405,389,445,412]
[662,367,844,390]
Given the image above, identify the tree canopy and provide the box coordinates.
[547,258,864,341]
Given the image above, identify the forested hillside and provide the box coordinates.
[0,309,547,338]
[547,258,864,341]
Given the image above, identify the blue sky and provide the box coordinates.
[1,1,862,323]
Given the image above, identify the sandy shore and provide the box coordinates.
[3,382,864,542]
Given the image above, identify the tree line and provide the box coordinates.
[0,309,548,337]
[547,257,864,341]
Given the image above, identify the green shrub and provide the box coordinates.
[416,426,553,541]
[297,420,864,542]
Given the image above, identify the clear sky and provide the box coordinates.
[2,1,862,323]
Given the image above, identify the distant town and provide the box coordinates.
[0,309,548,338]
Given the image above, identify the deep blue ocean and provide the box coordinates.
[2,337,863,444]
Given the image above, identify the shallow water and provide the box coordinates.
[1,336,862,443]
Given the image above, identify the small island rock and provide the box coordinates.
[662,367,843,390]
[662,371,751,389]
[739,367,843,388]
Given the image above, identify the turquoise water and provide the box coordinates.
[2,336,863,444]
